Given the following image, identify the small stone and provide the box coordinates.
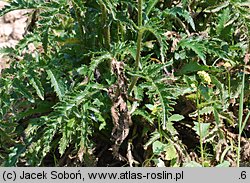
[28,43,36,52]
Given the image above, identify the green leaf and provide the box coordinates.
[46,69,65,101]
[183,161,202,167]
[5,144,26,166]
[42,26,49,54]
[168,114,184,122]
[28,73,44,100]
[177,61,211,75]
[165,122,178,136]
[216,8,230,35]
[89,107,107,130]
[145,0,159,16]
[145,104,155,111]
[213,107,224,139]
[210,75,223,92]
[132,109,154,125]
[13,78,34,103]
[96,113,106,130]
[241,111,250,134]
[179,39,206,64]
[220,112,235,126]
[142,25,168,63]
[199,106,214,116]
[164,143,177,160]
[181,0,189,8]
[89,53,112,75]
[0,0,41,17]
[144,131,160,149]
[204,2,229,13]
[215,161,230,167]
[0,47,15,55]
[59,118,76,156]
[134,63,175,130]
[152,140,166,155]
[152,158,166,167]
[152,141,177,160]
[193,122,210,138]
[16,101,53,121]
[166,7,196,31]
[98,0,118,21]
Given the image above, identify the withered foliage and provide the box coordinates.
[108,58,132,161]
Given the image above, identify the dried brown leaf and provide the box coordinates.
[109,58,132,161]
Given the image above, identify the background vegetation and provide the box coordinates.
[0,0,249,167]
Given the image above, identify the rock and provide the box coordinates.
[3,11,16,23]
[8,39,19,47]
[3,10,30,23]
[0,1,30,71]
[12,20,27,40]
[16,16,28,24]
[0,1,8,9]
[0,42,11,48]
[0,23,13,37]
[28,43,36,52]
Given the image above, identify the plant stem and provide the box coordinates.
[128,0,143,95]
[236,65,246,167]
[101,3,111,51]
[227,70,231,98]
[72,1,84,40]
[138,0,143,27]
[128,30,143,94]
[135,30,143,70]
[197,87,204,167]
[119,22,125,42]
